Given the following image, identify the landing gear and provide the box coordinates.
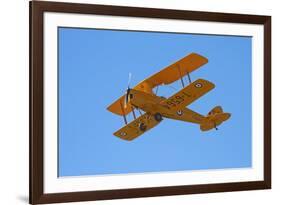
[154,113,163,122]
[214,122,218,130]
[139,123,147,131]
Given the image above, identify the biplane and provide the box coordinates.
[107,53,231,141]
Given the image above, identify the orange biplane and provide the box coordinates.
[107,53,231,141]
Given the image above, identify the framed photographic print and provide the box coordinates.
[30,0,271,204]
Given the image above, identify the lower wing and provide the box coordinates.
[161,79,215,111]
[113,113,161,141]
[162,107,205,124]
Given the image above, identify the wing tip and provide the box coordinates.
[196,78,215,88]
[107,96,132,116]
[189,52,209,62]
[113,132,136,141]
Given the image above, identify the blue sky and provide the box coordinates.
[58,27,252,177]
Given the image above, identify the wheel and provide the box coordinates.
[139,123,147,131]
[154,113,163,122]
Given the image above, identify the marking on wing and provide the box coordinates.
[163,79,214,110]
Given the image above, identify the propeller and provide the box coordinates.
[124,73,132,108]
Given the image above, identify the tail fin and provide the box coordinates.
[207,106,223,116]
[200,106,231,131]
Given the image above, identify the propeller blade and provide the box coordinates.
[125,88,131,108]
[127,72,132,88]
[124,73,132,108]
[124,94,127,108]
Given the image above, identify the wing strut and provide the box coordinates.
[155,86,159,95]
[187,71,192,84]
[119,100,128,124]
[131,106,136,120]
[177,64,185,88]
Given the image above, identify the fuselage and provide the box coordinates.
[128,88,231,132]
[128,89,171,116]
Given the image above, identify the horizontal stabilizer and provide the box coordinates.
[200,106,231,131]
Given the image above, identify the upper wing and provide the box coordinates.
[137,53,208,88]
[114,113,161,141]
[161,79,215,111]
[162,107,205,124]
[107,53,208,116]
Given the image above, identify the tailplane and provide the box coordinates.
[200,106,231,131]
